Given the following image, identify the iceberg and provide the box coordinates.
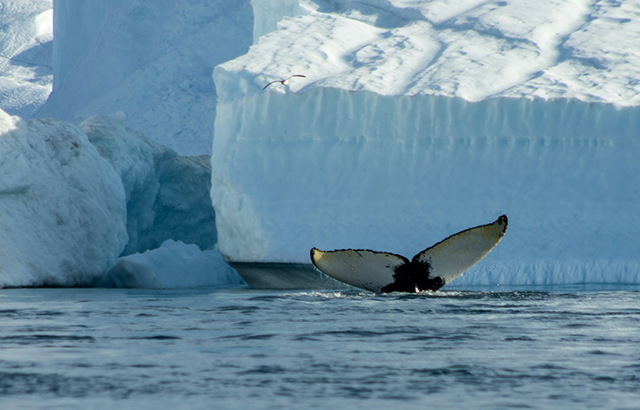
[0,108,224,288]
[34,0,253,155]
[97,240,245,289]
[0,108,127,287]
[211,0,640,285]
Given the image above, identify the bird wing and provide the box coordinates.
[263,80,280,90]
[311,248,409,292]
[288,74,306,80]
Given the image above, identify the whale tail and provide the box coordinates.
[311,215,508,293]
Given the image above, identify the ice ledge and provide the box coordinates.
[218,0,640,106]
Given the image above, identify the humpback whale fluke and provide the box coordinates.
[311,215,508,293]
[263,74,307,90]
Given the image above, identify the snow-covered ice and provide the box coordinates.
[218,0,640,104]
[34,0,253,155]
[97,240,245,289]
[212,0,640,285]
[0,0,53,118]
[0,108,127,287]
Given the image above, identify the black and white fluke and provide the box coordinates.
[310,215,508,293]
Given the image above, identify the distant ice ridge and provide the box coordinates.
[34,0,253,155]
[98,240,245,289]
[212,0,640,285]
[0,0,53,118]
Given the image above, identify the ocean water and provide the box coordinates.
[1,286,640,410]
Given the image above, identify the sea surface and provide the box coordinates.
[1,286,640,410]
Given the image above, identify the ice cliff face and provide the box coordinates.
[0,109,127,287]
[212,0,640,285]
[34,0,253,155]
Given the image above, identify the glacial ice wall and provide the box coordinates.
[212,0,640,285]
[35,0,254,155]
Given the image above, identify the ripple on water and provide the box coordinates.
[0,287,639,409]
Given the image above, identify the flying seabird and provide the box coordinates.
[263,74,306,90]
